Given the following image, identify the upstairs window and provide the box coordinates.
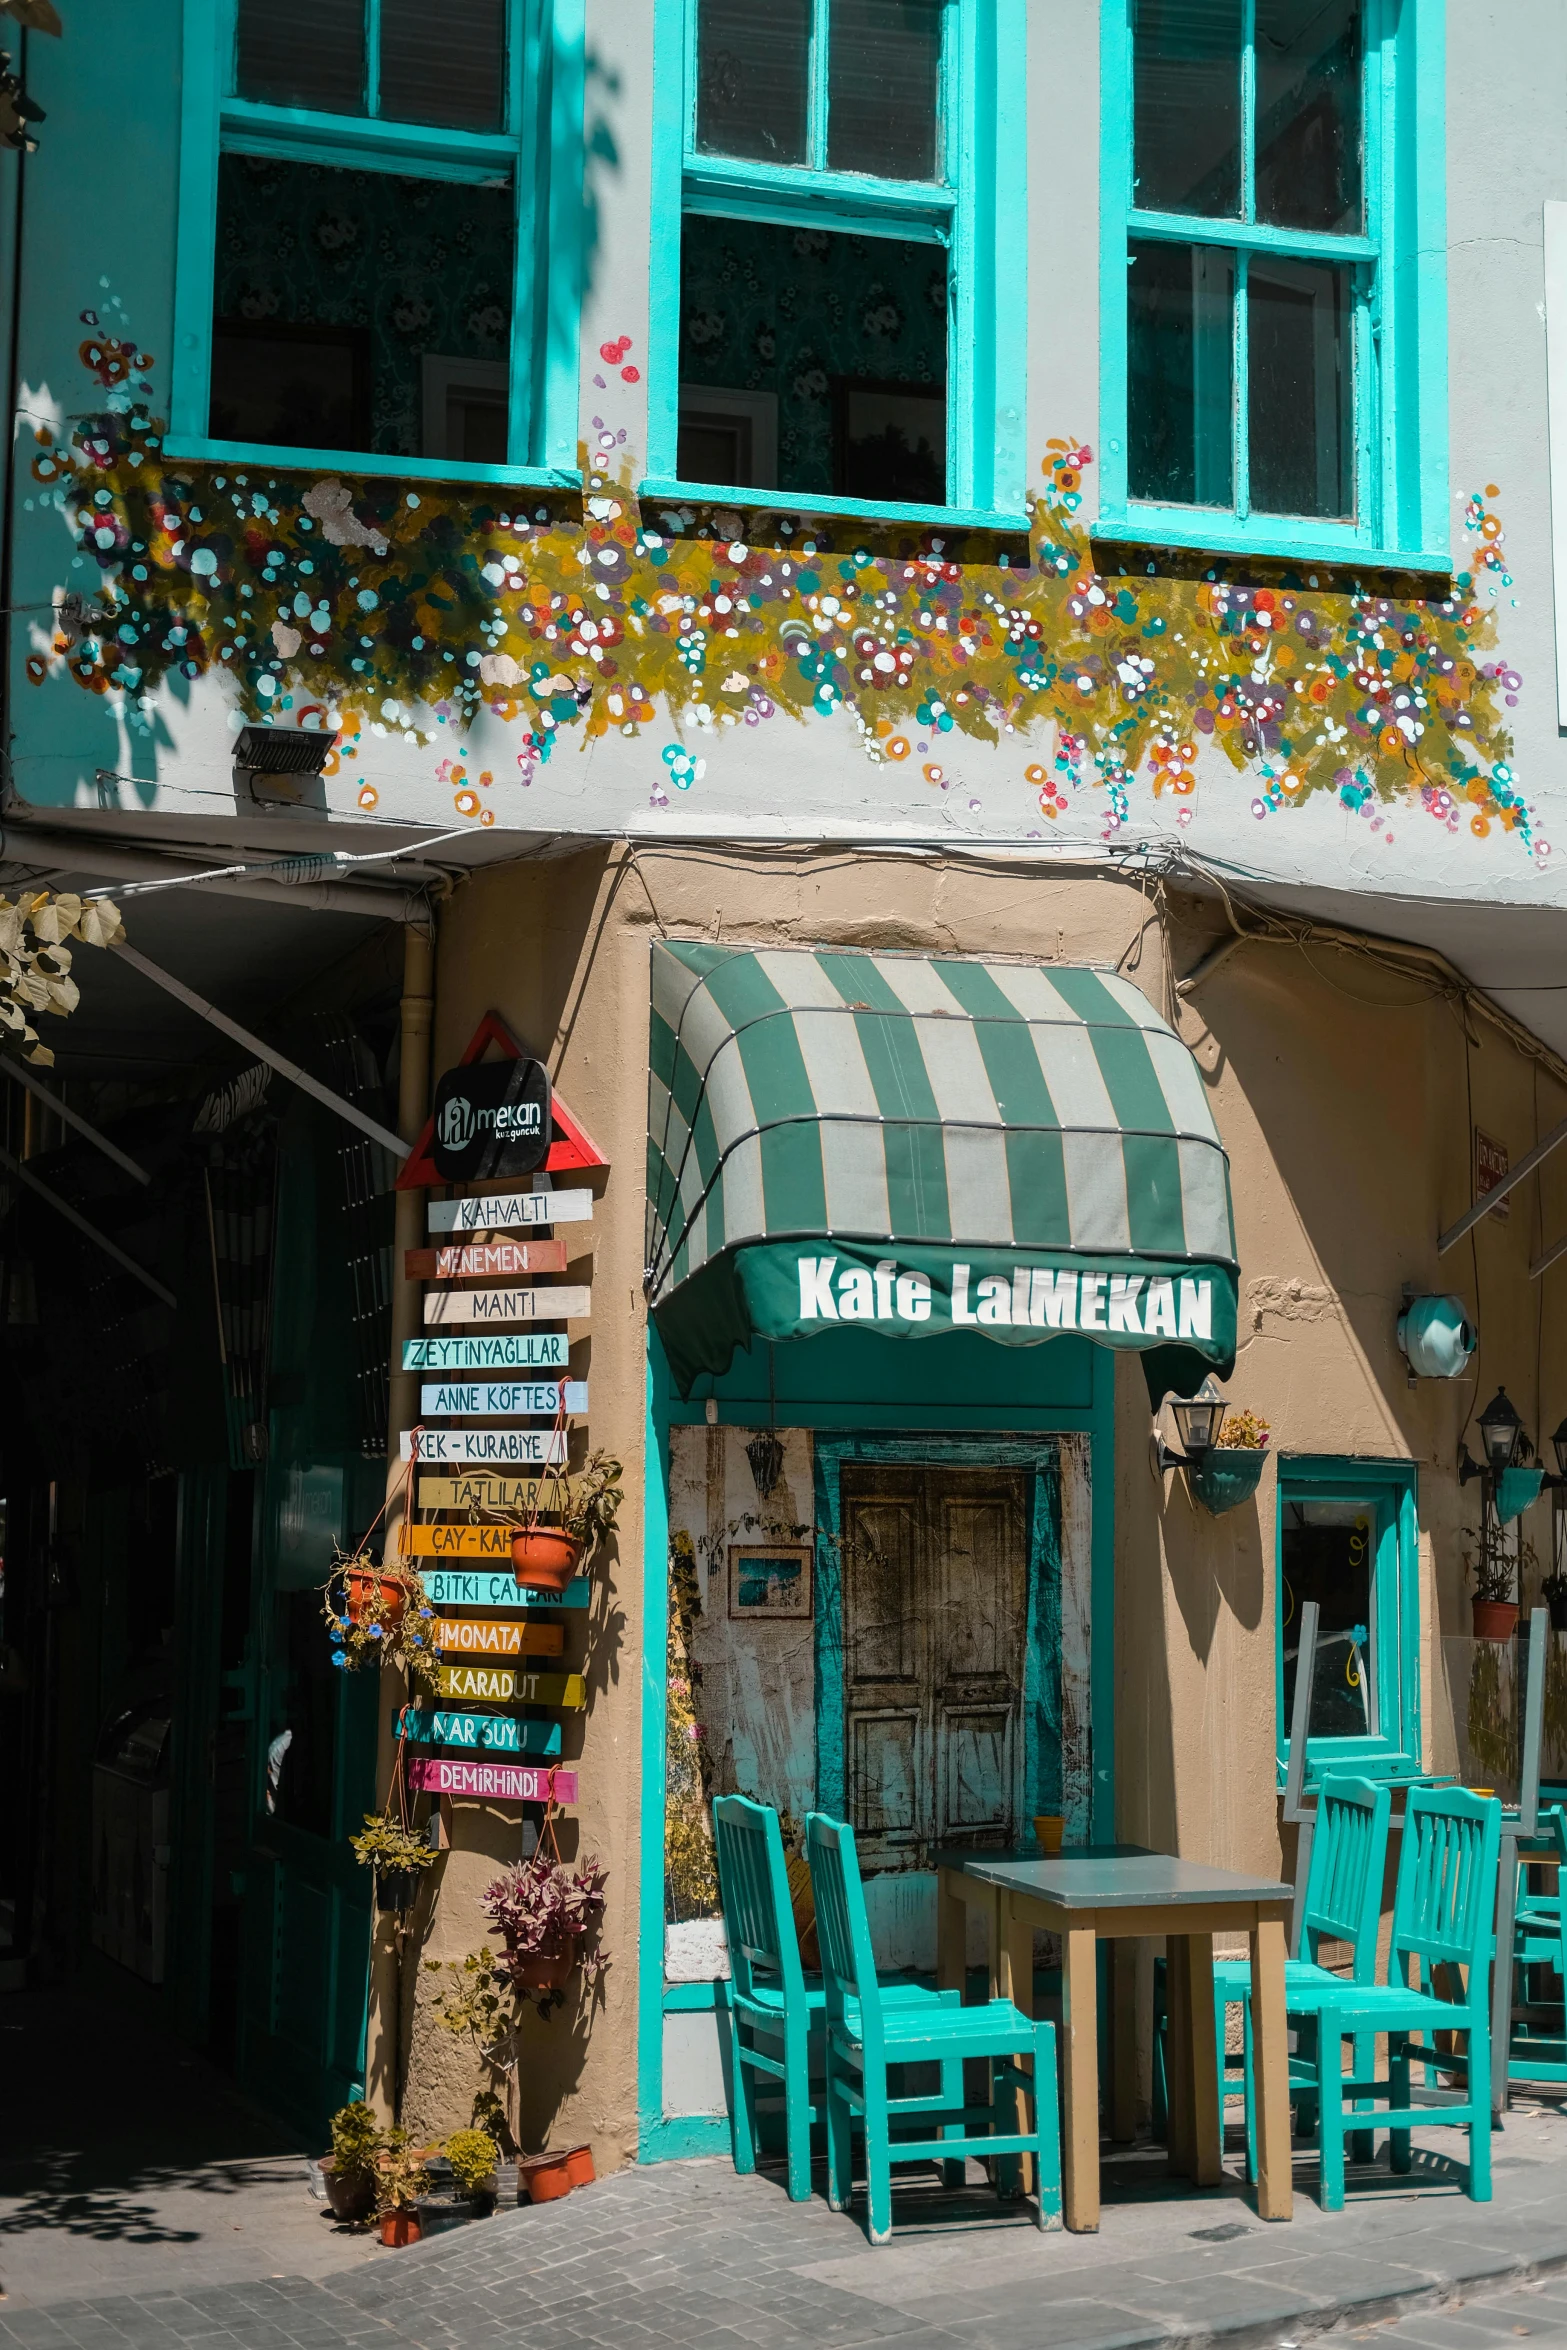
[645,0,1028,524]
[1099,0,1448,565]
[1277,1456,1420,1785]
[170,0,582,484]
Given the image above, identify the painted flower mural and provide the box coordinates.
[25,307,1530,852]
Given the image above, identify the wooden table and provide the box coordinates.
[935,1843,1294,2233]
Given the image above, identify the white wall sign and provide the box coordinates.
[429,1189,594,1233]
[399,1427,570,1463]
[423,1285,592,1327]
[418,1379,588,1417]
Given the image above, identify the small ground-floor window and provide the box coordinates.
[1276,1455,1419,1783]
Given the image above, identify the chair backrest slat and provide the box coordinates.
[712,1794,804,2006]
[1390,1784,1501,1997]
[805,1810,883,2033]
[1303,1773,1392,1982]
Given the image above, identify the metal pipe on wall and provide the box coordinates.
[0,821,427,924]
[364,920,435,2122]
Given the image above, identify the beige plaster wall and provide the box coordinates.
[399,838,1567,2159]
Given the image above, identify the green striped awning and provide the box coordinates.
[646,940,1238,1396]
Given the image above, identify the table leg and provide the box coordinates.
[997,1893,1036,2195]
[1060,1923,1100,2232]
[1249,1912,1292,2221]
[1166,1934,1195,2179]
[1108,1937,1137,2144]
[1183,1933,1222,2187]
[936,1868,966,2000]
[1491,1829,1519,2118]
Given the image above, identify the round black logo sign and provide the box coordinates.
[431,1058,552,1181]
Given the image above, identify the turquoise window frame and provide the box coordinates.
[1275,1454,1421,1789]
[643,0,1029,531]
[1098,0,1448,570]
[169,0,584,489]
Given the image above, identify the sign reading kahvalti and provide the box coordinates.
[431,1057,552,1183]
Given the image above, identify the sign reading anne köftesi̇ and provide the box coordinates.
[430,1055,552,1181]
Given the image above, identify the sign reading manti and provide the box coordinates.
[423,1285,591,1326]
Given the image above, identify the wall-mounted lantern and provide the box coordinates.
[1459,1386,1526,1484]
[1154,1381,1267,1517]
[1156,1380,1228,1474]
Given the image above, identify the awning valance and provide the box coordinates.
[646,941,1238,1397]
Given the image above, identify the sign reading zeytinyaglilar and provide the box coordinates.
[404,1332,571,1373]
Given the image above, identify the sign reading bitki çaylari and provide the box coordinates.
[419,1566,590,1608]
[434,1616,564,1658]
[437,1662,586,1707]
[406,1239,567,1280]
[418,1379,588,1418]
[408,1756,577,1803]
[423,1284,591,1327]
[791,1256,1217,1340]
[400,1427,568,1464]
[431,1056,552,1183]
[403,1333,570,1373]
[398,1705,563,1755]
[429,1187,593,1233]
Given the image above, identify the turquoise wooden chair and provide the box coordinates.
[711,1794,960,2202]
[806,1809,1062,2244]
[1505,1804,1567,2084]
[1249,1784,1501,2211]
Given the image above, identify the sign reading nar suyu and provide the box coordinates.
[430,1057,552,1183]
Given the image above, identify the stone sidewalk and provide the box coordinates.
[16,2109,1567,2350]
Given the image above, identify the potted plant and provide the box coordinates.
[374,2127,428,2248]
[443,2126,501,2214]
[1189,1408,1271,1517]
[517,2148,575,2203]
[1468,1516,1518,1641]
[482,1848,609,2015]
[487,1451,623,1595]
[1542,1568,1567,1634]
[324,1552,439,1693]
[319,2099,378,2223]
[352,1811,438,1914]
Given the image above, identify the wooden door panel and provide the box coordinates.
[851,1710,921,1842]
[843,1494,920,1685]
[935,1490,1025,1685]
[940,1706,1014,1840]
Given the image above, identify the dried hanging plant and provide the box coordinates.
[0,890,124,1064]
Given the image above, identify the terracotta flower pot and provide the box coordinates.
[564,2143,595,2190]
[320,2156,375,2223]
[347,1570,407,1629]
[1472,1596,1520,1641]
[518,2149,574,2203]
[510,1947,576,1992]
[510,1528,582,1593]
[379,2206,421,2248]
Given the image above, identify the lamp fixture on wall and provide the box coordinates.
[1459,1386,1526,1484]
[1155,1378,1228,1474]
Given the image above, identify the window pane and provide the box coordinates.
[236,0,365,112]
[212,157,514,459]
[1255,0,1362,233]
[379,0,506,132]
[680,215,947,502]
[696,0,810,165]
[828,0,942,182]
[1133,0,1241,218]
[1281,1499,1379,1743]
[1249,257,1352,516]
[1128,239,1233,506]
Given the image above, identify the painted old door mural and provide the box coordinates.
[841,1464,1030,1868]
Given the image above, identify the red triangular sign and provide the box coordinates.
[395,1011,609,1191]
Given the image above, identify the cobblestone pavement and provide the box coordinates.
[16,2105,1567,2350]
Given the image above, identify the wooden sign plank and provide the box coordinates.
[419,1379,588,1419]
[408,1757,578,1803]
[403,1523,514,1558]
[420,1566,589,1609]
[398,1706,563,1756]
[434,1617,564,1658]
[423,1285,591,1327]
[405,1239,569,1280]
[416,1474,551,1511]
[400,1428,568,1464]
[437,1663,587,1707]
[429,1188,594,1234]
[405,1332,571,1373]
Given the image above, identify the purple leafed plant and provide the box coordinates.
[482,1852,609,1998]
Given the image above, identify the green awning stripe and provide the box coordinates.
[816,951,954,1243]
[931,956,1073,1248]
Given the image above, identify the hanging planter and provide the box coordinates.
[346,1568,409,1630]
[1188,1448,1267,1517]
[1472,1596,1520,1642]
[507,1945,577,1993]
[509,1528,582,1593]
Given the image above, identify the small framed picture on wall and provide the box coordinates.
[728,1542,812,1622]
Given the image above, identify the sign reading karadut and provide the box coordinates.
[793,1256,1215,1339]
[399,1427,569,1463]
[423,1285,592,1326]
[437,1662,586,1707]
[429,1189,593,1233]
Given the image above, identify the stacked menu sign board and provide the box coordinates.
[399,1174,594,1808]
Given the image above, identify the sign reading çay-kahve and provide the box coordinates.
[409,1757,577,1803]
[423,1285,591,1326]
[429,1188,593,1233]
[431,1057,552,1183]
[419,1380,588,1418]
[404,1333,570,1373]
[400,1428,569,1463]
